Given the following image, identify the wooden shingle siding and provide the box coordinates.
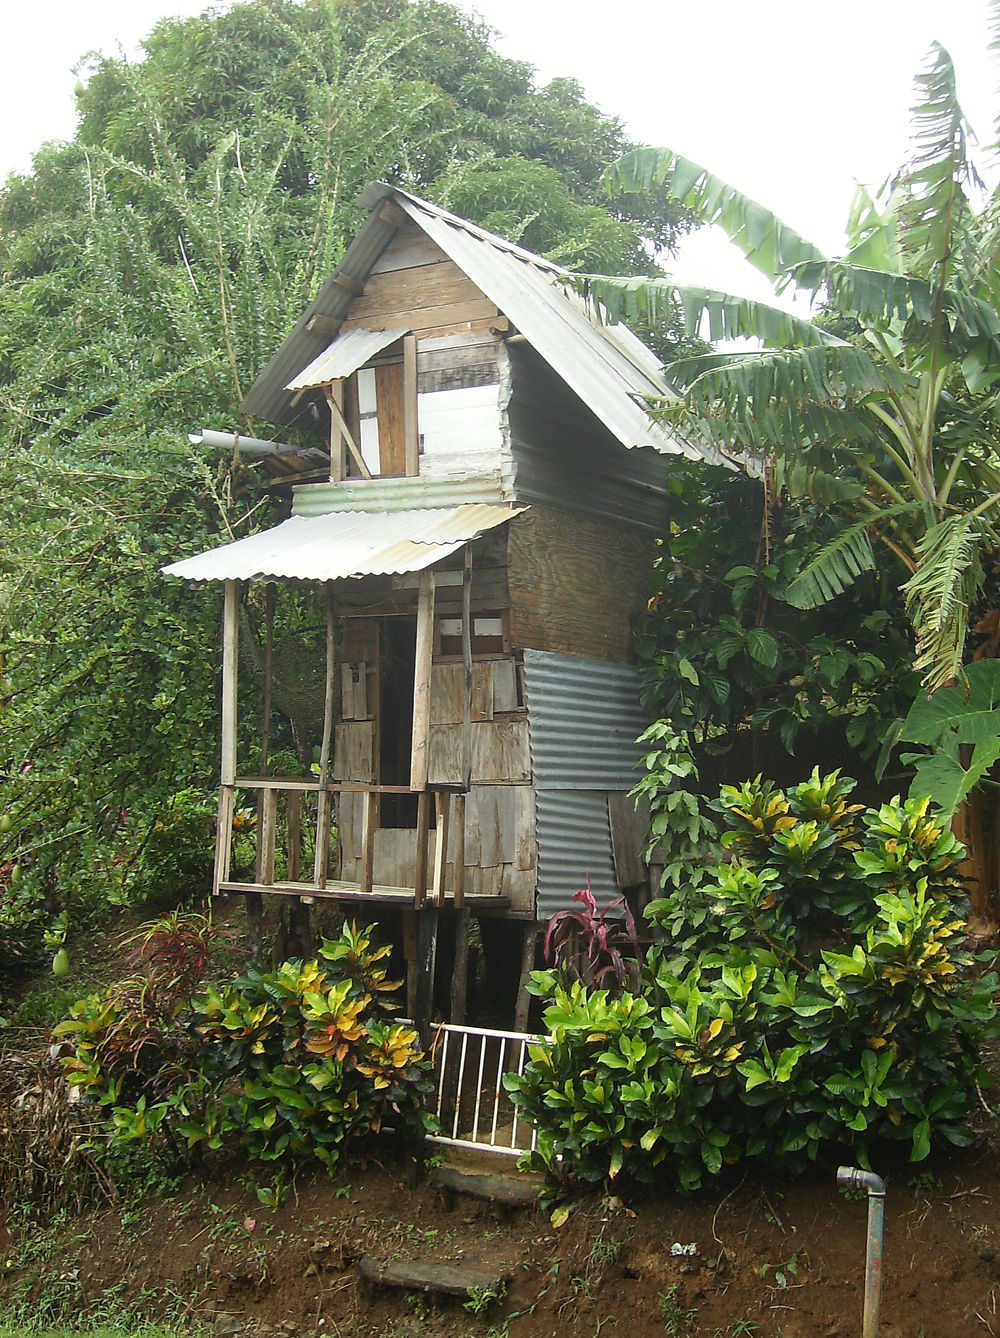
[506,506,654,663]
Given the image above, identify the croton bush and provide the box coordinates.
[505,770,1000,1193]
[55,919,433,1174]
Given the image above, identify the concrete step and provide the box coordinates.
[429,1162,540,1208]
[358,1255,510,1299]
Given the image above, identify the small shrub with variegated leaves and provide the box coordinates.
[506,770,1000,1196]
[56,920,434,1174]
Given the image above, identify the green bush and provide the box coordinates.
[56,920,433,1175]
[506,770,999,1193]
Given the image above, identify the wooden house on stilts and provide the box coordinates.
[163,183,703,1032]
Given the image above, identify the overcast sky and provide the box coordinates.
[1,1,995,299]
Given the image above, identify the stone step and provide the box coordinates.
[429,1163,540,1208]
[358,1255,510,1299]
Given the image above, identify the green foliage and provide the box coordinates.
[633,465,920,769]
[56,919,432,1175]
[0,0,693,985]
[896,659,1000,814]
[506,772,999,1195]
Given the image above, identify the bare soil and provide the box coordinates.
[3,1139,1000,1337]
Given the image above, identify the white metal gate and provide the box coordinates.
[425,1022,543,1158]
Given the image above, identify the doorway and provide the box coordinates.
[378,616,418,827]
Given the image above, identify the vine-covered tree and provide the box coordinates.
[0,0,693,978]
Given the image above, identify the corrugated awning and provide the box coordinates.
[162,503,524,583]
[286,327,408,393]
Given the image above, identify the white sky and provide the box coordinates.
[0,0,996,301]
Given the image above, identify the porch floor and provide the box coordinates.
[217,877,510,908]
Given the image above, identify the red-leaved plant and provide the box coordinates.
[543,876,640,994]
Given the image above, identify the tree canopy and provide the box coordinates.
[0,0,693,976]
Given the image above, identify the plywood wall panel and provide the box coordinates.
[507,506,654,663]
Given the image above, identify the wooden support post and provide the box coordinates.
[289,898,312,960]
[410,571,435,792]
[326,388,372,480]
[431,791,450,905]
[213,785,235,896]
[451,793,466,909]
[450,907,471,1025]
[216,579,240,900]
[461,546,473,791]
[221,580,239,787]
[313,583,337,889]
[359,789,377,895]
[403,334,419,477]
[328,380,346,482]
[287,791,301,882]
[414,906,439,1050]
[260,788,277,885]
[513,923,540,1033]
[403,910,418,1019]
[413,791,430,910]
[248,583,275,957]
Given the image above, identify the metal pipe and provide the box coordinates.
[189,428,328,464]
[837,1165,885,1337]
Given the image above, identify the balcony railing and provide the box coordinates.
[214,779,487,908]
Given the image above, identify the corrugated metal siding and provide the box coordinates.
[286,327,407,391]
[505,342,671,535]
[292,473,504,516]
[162,504,522,583]
[522,650,650,919]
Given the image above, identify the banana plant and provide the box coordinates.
[589,25,1000,695]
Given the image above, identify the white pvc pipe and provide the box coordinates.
[189,428,326,463]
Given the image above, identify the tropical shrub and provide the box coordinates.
[56,919,432,1175]
[542,876,640,992]
[506,771,999,1194]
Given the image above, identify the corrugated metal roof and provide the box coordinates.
[286,327,408,392]
[240,182,703,463]
[521,649,650,919]
[292,472,503,517]
[162,504,523,584]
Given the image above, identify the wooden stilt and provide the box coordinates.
[413,791,431,910]
[286,791,301,882]
[451,793,466,909]
[410,571,435,792]
[403,910,418,1020]
[431,791,451,905]
[414,906,439,1049]
[461,545,473,791]
[513,923,540,1033]
[248,583,275,959]
[289,898,312,960]
[450,907,471,1025]
[314,583,338,889]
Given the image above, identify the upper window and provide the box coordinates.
[344,359,406,478]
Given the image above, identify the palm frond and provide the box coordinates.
[899,41,979,279]
[787,259,1000,352]
[784,504,918,609]
[902,514,984,692]
[581,274,835,348]
[657,344,898,452]
[604,147,827,284]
